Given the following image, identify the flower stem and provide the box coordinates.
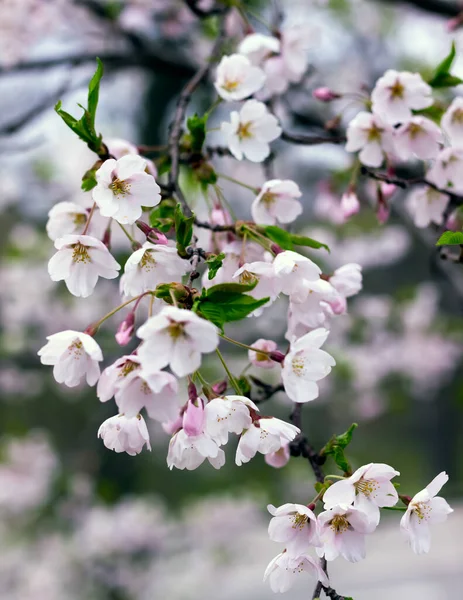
[217,172,259,193]
[216,348,241,394]
[324,474,346,481]
[90,292,152,330]
[118,222,137,244]
[220,334,271,355]
[82,202,96,235]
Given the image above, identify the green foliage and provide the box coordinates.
[186,113,208,153]
[428,41,463,88]
[55,58,106,155]
[414,104,445,124]
[237,375,251,397]
[174,203,195,256]
[206,252,225,280]
[321,423,358,475]
[194,282,269,330]
[149,199,177,232]
[436,230,463,246]
[262,225,330,252]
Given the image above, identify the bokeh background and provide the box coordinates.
[0,0,462,598]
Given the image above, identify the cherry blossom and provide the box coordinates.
[317,504,376,562]
[406,186,450,228]
[345,111,394,167]
[235,417,300,466]
[371,70,433,124]
[46,202,106,241]
[441,97,463,145]
[264,551,329,593]
[251,179,303,225]
[221,99,282,162]
[426,147,463,194]
[137,306,219,377]
[248,338,278,369]
[282,328,336,403]
[48,234,120,298]
[38,330,103,387]
[106,137,158,177]
[279,24,311,84]
[120,242,190,297]
[233,260,281,312]
[394,116,443,161]
[267,503,320,554]
[273,250,321,301]
[167,428,225,470]
[214,54,266,101]
[340,191,360,220]
[400,471,453,554]
[92,154,161,224]
[238,33,280,65]
[330,263,363,298]
[265,444,291,469]
[205,395,258,445]
[323,463,400,525]
[287,279,340,332]
[98,414,151,456]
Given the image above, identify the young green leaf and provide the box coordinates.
[196,294,270,329]
[87,57,104,127]
[186,113,208,153]
[149,199,176,232]
[205,280,258,297]
[428,41,462,88]
[206,252,225,280]
[436,230,463,246]
[262,225,330,252]
[174,203,195,254]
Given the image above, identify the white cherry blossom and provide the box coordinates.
[248,338,278,369]
[92,154,161,224]
[323,463,400,526]
[251,179,303,225]
[264,551,329,593]
[46,201,106,241]
[106,137,158,177]
[317,504,376,562]
[279,24,311,84]
[98,413,151,456]
[441,97,463,145]
[371,70,433,124]
[233,260,281,313]
[405,186,450,228]
[235,417,300,466]
[38,330,102,387]
[121,242,190,297]
[214,54,266,101]
[273,250,321,301]
[330,263,363,298]
[205,395,258,445]
[137,306,219,377]
[287,279,340,331]
[117,370,179,422]
[268,503,320,554]
[426,147,463,194]
[265,444,291,469]
[345,111,394,168]
[400,471,453,555]
[238,33,280,65]
[394,116,443,160]
[48,234,120,298]
[221,99,282,162]
[167,428,225,470]
[282,328,336,403]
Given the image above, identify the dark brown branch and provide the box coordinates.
[378,0,461,17]
[184,0,226,17]
[281,130,346,146]
[194,218,235,232]
[167,14,228,217]
[248,377,284,404]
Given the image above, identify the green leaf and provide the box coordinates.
[334,423,358,449]
[197,294,270,329]
[206,281,258,297]
[186,113,208,153]
[428,41,462,88]
[87,57,104,127]
[237,375,251,397]
[263,225,330,252]
[330,446,351,474]
[149,200,176,232]
[429,73,463,88]
[174,203,195,254]
[431,41,457,81]
[206,252,225,280]
[414,104,445,124]
[436,230,463,246]
[320,423,358,475]
[81,172,97,191]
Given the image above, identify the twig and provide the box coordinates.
[281,130,346,146]
[184,0,226,17]
[378,0,461,17]
[167,13,229,217]
[248,377,284,404]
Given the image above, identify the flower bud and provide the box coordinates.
[269,350,285,364]
[340,191,360,220]
[265,444,290,468]
[377,201,390,224]
[182,398,205,436]
[212,380,228,396]
[312,87,341,102]
[135,220,168,245]
[115,312,135,346]
[249,339,278,369]
[380,182,397,200]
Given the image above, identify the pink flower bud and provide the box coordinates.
[115,312,135,346]
[380,182,397,200]
[270,243,284,255]
[248,339,278,369]
[212,380,228,396]
[188,380,198,402]
[265,444,290,468]
[135,221,169,244]
[446,209,463,231]
[340,191,360,220]
[377,202,390,224]
[447,14,463,32]
[182,398,205,436]
[312,87,341,102]
[269,350,285,364]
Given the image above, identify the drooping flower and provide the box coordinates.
[167,428,225,470]
[317,504,376,562]
[214,54,266,101]
[235,417,300,466]
[287,279,340,331]
[48,234,120,298]
[248,339,278,369]
[273,250,321,301]
[426,147,463,194]
[400,471,453,555]
[98,413,151,456]
[323,463,400,526]
[221,99,282,162]
[265,444,291,469]
[282,328,335,403]
[251,179,303,225]
[46,202,106,241]
[345,111,394,167]
[441,97,463,145]
[38,330,103,387]
[205,395,258,445]
[405,186,450,228]
[137,306,219,377]
[120,242,190,297]
[264,551,329,593]
[330,263,363,298]
[268,503,320,554]
[92,155,161,224]
[238,33,280,65]
[394,116,443,160]
[371,70,433,124]
[340,191,360,220]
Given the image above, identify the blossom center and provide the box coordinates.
[223,78,241,92]
[261,192,276,206]
[237,121,253,139]
[291,356,306,377]
[119,360,139,378]
[167,321,186,339]
[291,512,308,530]
[412,501,432,522]
[389,79,404,100]
[255,351,269,363]
[140,250,156,271]
[73,213,87,227]
[354,477,378,497]
[67,338,84,357]
[451,108,463,125]
[367,123,384,143]
[407,122,424,139]
[109,177,131,197]
[239,270,258,285]
[72,242,91,264]
[330,514,349,534]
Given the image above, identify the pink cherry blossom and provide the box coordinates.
[406,186,450,228]
[251,179,303,225]
[98,413,151,456]
[264,551,329,593]
[394,116,443,160]
[345,111,394,167]
[214,54,266,101]
[268,503,321,554]
[248,339,278,369]
[235,417,300,466]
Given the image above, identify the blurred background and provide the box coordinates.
[0,0,462,598]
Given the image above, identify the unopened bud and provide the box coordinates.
[102,225,112,250]
[115,312,135,346]
[83,324,98,337]
[377,201,390,224]
[135,220,169,244]
[188,380,198,402]
[182,397,205,436]
[312,87,341,102]
[269,350,285,364]
[447,12,463,32]
[212,380,228,396]
[270,243,284,255]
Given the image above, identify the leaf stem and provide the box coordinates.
[82,202,96,235]
[216,348,241,394]
[217,172,259,193]
[118,222,137,244]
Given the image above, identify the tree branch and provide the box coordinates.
[281,130,346,146]
[377,0,461,17]
[184,0,226,17]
